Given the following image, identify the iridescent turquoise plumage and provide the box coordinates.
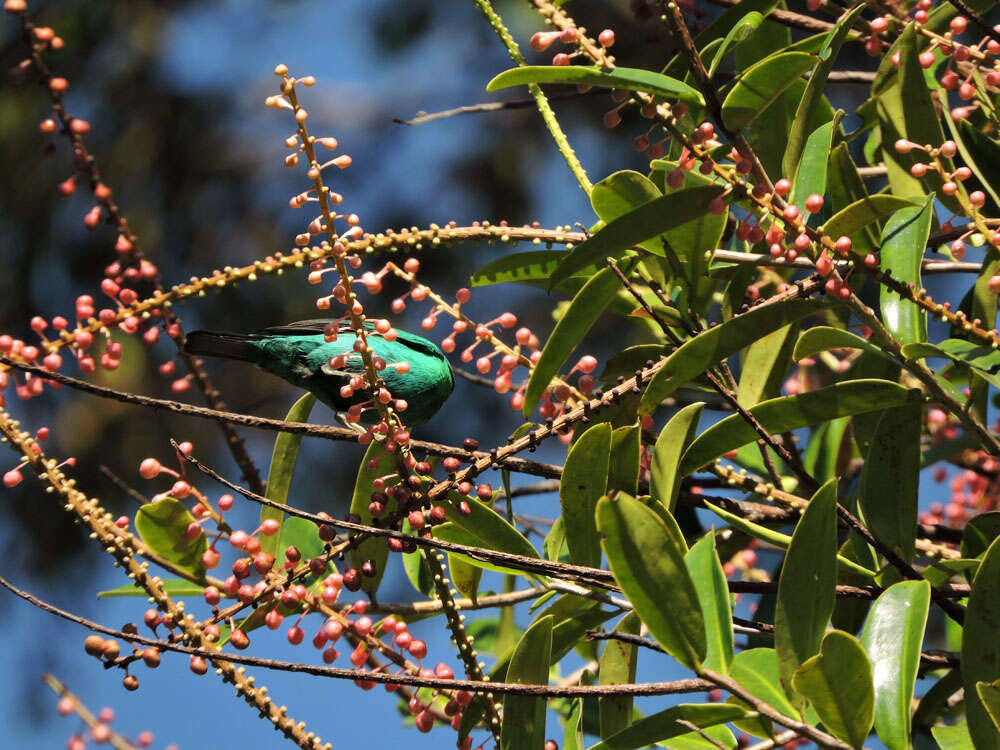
[184,320,454,425]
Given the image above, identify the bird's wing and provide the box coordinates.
[257,319,375,336]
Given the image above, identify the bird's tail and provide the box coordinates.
[183,330,257,363]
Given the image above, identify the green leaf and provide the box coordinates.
[737,323,798,408]
[880,196,933,345]
[706,11,765,78]
[278,516,330,580]
[730,648,800,723]
[135,498,207,579]
[471,250,593,287]
[976,680,1000,732]
[563,696,584,750]
[98,579,208,598]
[703,501,874,579]
[401,517,434,597]
[662,0,780,79]
[651,403,704,512]
[860,580,930,750]
[588,704,750,750]
[548,186,725,289]
[591,171,663,258]
[859,404,921,564]
[775,480,838,707]
[822,195,919,244]
[962,535,1000,750]
[932,720,976,750]
[877,24,954,207]
[348,441,393,596]
[599,611,641,739]
[788,121,835,215]
[543,515,570,564]
[609,424,641,494]
[596,494,706,669]
[962,511,1000,562]
[449,552,482,603]
[721,52,816,132]
[639,298,826,415]
[791,630,875,749]
[793,326,891,363]
[783,4,865,179]
[827,143,879,256]
[260,393,316,559]
[680,380,919,476]
[685,533,734,674]
[903,338,1000,390]
[439,491,540,571]
[560,423,611,568]
[524,267,621,416]
[501,614,553,750]
[486,65,705,106]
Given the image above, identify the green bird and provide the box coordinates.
[184,320,454,425]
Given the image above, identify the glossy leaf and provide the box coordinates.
[877,25,954,207]
[962,535,1000,750]
[563,696,584,750]
[439,491,540,571]
[703,500,874,578]
[880,196,933,345]
[775,480,838,706]
[500,614,552,750]
[680,380,919,476]
[685,533,734,674]
[783,4,865,179]
[827,143,879,256]
[651,403,704,512]
[860,404,920,564]
[822,195,919,244]
[471,250,592,287]
[662,0,780,79]
[278,517,331,580]
[903,338,1000,390]
[348,441,393,595]
[261,393,316,559]
[730,648,800,721]
[98,579,208,598]
[706,11,765,78]
[524,266,621,415]
[791,630,875,749]
[598,611,641,739]
[789,120,835,214]
[860,580,930,750]
[588,704,749,750]
[639,298,825,414]
[591,171,663,256]
[135,498,208,579]
[953,118,1000,210]
[548,186,725,289]
[596,494,706,669]
[559,423,610,568]
[793,326,890,363]
[721,51,815,132]
[486,65,704,106]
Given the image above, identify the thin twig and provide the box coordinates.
[3,573,715,698]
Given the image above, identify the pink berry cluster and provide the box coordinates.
[925,407,1000,528]
[528,23,615,68]
[55,696,167,749]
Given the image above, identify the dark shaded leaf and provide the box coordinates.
[501,615,552,750]
[486,65,704,106]
[560,423,610,568]
[879,196,933,345]
[775,480,838,706]
[596,494,706,669]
